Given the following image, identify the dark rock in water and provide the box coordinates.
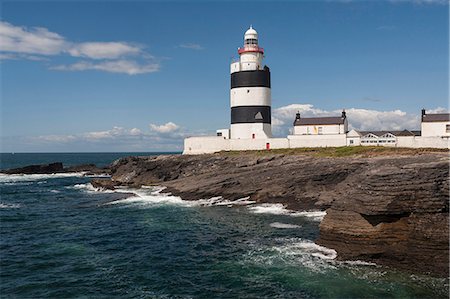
[2,162,110,176]
[91,178,116,190]
[2,162,64,174]
[66,164,110,175]
[102,151,449,277]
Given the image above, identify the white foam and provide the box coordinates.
[106,191,190,207]
[248,203,290,215]
[85,174,111,178]
[0,203,21,209]
[0,172,85,183]
[193,196,256,207]
[342,260,378,266]
[248,203,326,221]
[269,222,301,229]
[291,211,327,221]
[244,237,337,273]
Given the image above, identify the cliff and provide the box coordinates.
[100,149,448,277]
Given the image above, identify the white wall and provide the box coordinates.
[231,123,272,139]
[288,134,347,147]
[397,136,449,148]
[239,52,263,71]
[230,62,240,74]
[216,129,230,139]
[230,87,271,106]
[293,122,346,135]
[421,122,450,137]
[183,137,231,155]
[347,137,361,146]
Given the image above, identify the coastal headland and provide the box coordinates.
[3,147,449,277]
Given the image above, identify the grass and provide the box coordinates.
[218,146,449,158]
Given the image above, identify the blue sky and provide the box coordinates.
[1,0,448,152]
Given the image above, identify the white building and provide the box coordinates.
[421,109,450,137]
[183,28,450,154]
[292,111,348,135]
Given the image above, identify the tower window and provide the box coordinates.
[247,89,250,93]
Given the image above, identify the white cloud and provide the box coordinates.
[179,43,204,50]
[272,103,426,136]
[22,123,189,152]
[51,60,160,75]
[68,42,142,59]
[0,21,66,56]
[149,122,180,134]
[425,107,449,114]
[0,21,160,75]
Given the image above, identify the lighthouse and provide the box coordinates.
[230,26,272,139]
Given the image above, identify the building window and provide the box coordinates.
[217,132,222,137]
[318,127,323,135]
[446,124,450,133]
[252,133,255,139]
[350,140,354,144]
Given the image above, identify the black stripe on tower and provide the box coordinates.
[231,106,271,124]
[231,68,270,89]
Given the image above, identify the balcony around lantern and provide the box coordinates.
[238,46,264,54]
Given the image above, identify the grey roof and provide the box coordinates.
[294,116,345,126]
[422,113,450,123]
[358,130,421,137]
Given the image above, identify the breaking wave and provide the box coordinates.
[195,196,256,207]
[248,203,326,221]
[269,222,301,229]
[244,237,337,273]
[0,203,21,209]
[0,173,85,183]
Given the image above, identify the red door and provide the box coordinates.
[266,143,270,150]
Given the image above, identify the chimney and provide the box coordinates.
[293,111,301,126]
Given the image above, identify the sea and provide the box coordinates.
[0,153,448,298]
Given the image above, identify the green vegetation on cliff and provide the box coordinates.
[220,146,448,158]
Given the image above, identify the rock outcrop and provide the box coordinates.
[107,152,449,277]
[1,163,110,176]
[2,162,64,174]
[316,157,449,277]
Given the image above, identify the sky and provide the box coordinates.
[0,0,448,152]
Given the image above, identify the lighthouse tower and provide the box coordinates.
[230,26,272,139]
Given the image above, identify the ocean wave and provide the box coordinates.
[85,174,111,178]
[0,172,85,183]
[244,237,337,273]
[341,260,378,266]
[248,203,326,221]
[106,190,190,207]
[269,222,301,229]
[195,196,256,207]
[67,183,115,193]
[0,202,21,209]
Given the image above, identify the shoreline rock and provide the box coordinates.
[107,152,449,277]
[1,162,110,176]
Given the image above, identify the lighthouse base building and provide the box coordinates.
[183,27,449,154]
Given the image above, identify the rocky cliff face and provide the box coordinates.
[316,157,449,277]
[105,152,448,277]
